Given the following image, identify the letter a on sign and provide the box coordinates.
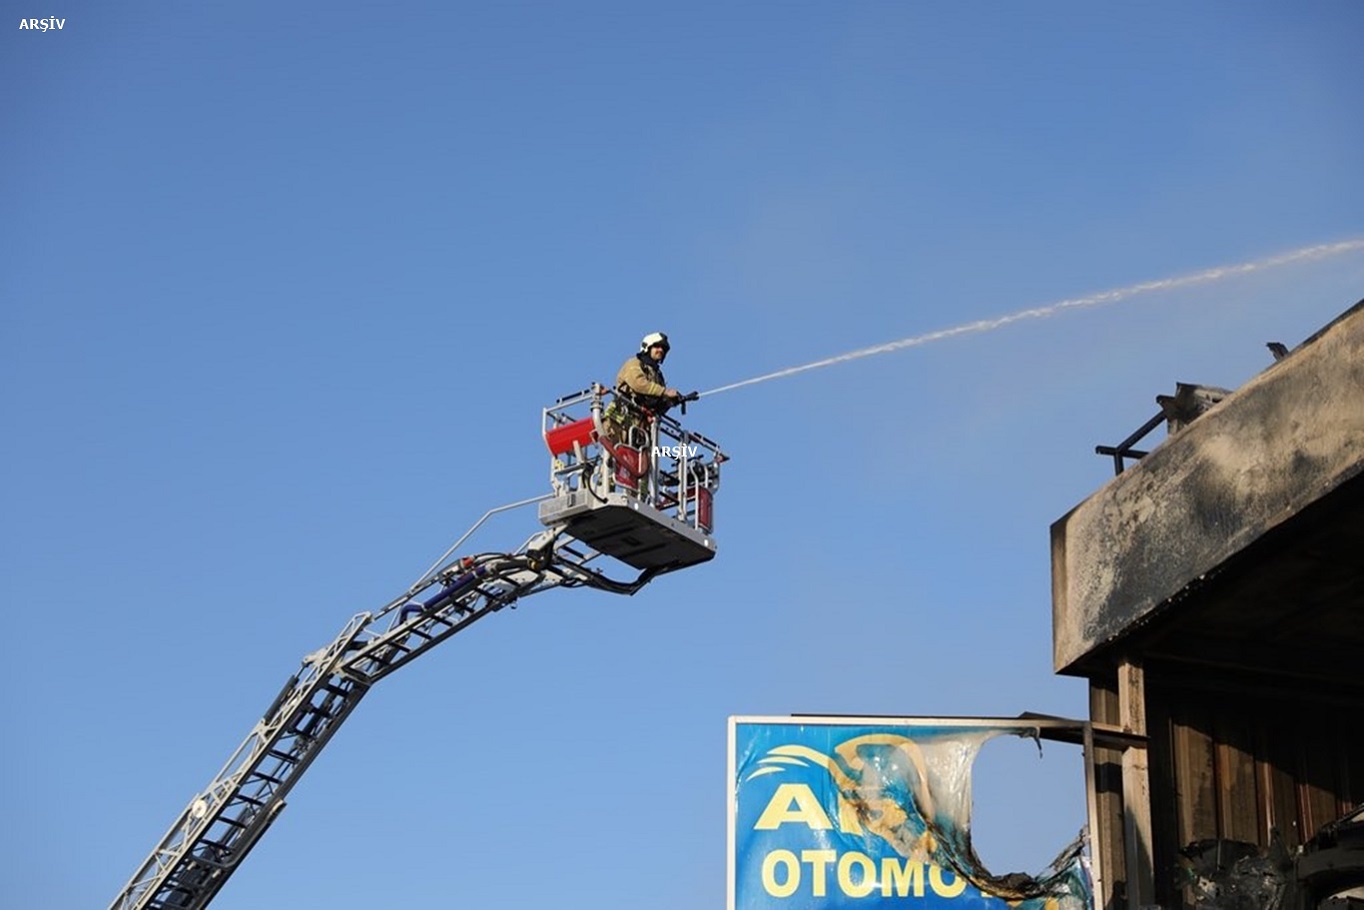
[753,783,834,830]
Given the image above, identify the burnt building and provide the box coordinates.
[1051,301,1364,909]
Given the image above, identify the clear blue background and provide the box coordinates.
[3,3,1362,908]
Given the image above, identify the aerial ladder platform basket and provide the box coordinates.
[540,383,724,571]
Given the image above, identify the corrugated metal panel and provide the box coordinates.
[1144,673,1363,908]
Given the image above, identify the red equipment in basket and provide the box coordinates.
[544,416,597,456]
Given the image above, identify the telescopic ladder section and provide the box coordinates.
[111,399,727,910]
[110,536,648,910]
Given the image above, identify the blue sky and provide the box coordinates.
[3,3,1363,908]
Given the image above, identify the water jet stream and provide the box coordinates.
[700,239,1364,398]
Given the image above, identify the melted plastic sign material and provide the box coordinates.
[729,718,1092,910]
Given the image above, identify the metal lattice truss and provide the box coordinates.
[110,523,657,910]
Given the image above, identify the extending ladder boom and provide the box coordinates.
[109,525,658,910]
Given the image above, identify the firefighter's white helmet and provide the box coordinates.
[640,332,671,354]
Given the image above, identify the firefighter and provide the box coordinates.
[603,333,682,496]
[616,331,683,415]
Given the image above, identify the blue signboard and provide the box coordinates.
[729,717,1092,910]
